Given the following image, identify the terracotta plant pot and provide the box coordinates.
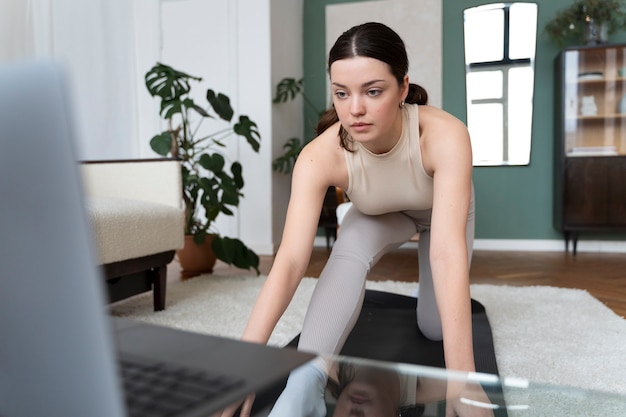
[177,235,217,279]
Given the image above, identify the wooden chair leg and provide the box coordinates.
[151,265,167,311]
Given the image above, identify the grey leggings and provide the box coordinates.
[297,187,475,356]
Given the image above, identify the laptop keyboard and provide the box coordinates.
[120,355,245,417]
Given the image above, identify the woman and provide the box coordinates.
[219,22,485,417]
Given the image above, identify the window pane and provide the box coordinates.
[509,3,537,60]
[468,103,504,165]
[507,66,533,164]
[466,70,503,100]
[464,5,504,63]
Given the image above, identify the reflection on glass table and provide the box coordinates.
[248,354,626,417]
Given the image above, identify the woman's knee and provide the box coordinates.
[416,294,443,341]
[418,317,443,341]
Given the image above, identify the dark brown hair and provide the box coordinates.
[316,22,428,150]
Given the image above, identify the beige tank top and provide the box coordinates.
[344,104,433,215]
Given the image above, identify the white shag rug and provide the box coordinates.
[109,275,626,397]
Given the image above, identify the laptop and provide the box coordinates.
[0,60,314,417]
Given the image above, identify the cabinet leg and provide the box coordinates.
[564,231,570,253]
[572,232,579,256]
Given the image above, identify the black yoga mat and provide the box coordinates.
[336,289,501,376]
[249,289,506,416]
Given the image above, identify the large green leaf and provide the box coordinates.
[199,153,225,174]
[150,132,173,156]
[272,137,303,174]
[211,236,260,274]
[206,90,234,122]
[182,97,211,118]
[234,116,261,152]
[219,205,234,216]
[145,63,201,101]
[198,177,219,205]
[161,99,183,119]
[204,205,221,223]
[230,162,244,189]
[273,77,303,103]
[212,235,235,263]
[218,176,240,206]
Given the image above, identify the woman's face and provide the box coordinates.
[332,367,401,417]
[330,56,408,154]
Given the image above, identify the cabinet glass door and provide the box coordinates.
[562,46,626,157]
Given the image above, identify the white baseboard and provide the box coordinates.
[473,239,626,253]
[314,237,626,253]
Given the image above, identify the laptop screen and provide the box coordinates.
[0,60,126,417]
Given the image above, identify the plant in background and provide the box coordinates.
[544,0,626,47]
[272,77,323,174]
[145,62,260,273]
[272,77,344,250]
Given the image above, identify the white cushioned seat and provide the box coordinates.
[87,197,184,265]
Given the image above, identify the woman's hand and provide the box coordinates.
[445,379,495,417]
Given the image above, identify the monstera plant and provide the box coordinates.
[271,77,323,174]
[145,62,260,274]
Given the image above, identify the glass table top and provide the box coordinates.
[250,354,626,417]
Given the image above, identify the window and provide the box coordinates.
[464,3,537,166]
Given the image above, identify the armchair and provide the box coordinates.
[80,159,185,311]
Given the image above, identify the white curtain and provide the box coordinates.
[1,0,145,159]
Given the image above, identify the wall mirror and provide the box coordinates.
[463,2,537,166]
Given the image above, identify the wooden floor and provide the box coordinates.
[181,248,626,318]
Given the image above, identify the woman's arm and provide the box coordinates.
[421,107,475,373]
[240,128,344,345]
[218,127,345,417]
[421,109,497,417]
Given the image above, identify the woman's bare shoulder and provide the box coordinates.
[418,106,471,174]
[419,105,468,135]
[294,121,347,187]
[297,122,342,166]
[302,122,342,151]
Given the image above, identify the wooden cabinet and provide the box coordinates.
[554,44,626,254]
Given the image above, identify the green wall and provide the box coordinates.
[303,0,626,241]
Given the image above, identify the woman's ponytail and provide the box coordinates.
[316,106,352,151]
[316,107,339,136]
[406,83,428,105]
